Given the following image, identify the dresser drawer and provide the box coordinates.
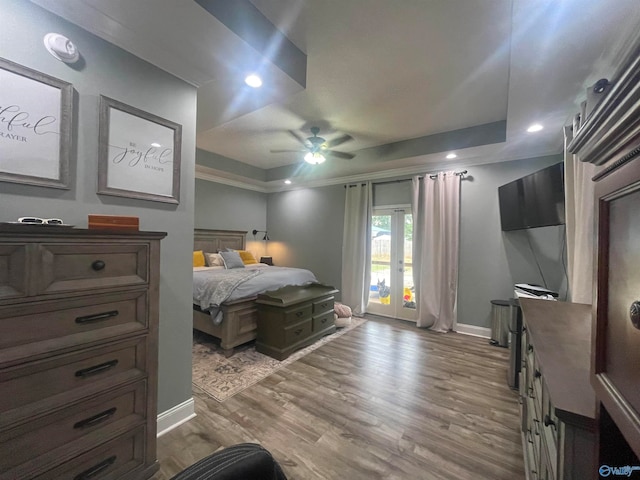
[37,243,149,294]
[312,296,334,314]
[0,380,146,474]
[0,338,147,415]
[27,426,147,480]
[0,244,28,301]
[0,291,148,366]
[283,303,312,325]
[313,311,334,332]
[285,320,313,345]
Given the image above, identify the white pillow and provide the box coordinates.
[204,252,224,267]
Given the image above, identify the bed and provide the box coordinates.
[192,228,317,356]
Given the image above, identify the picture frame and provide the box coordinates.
[0,57,73,189]
[98,95,182,204]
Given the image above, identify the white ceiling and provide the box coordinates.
[32,0,640,185]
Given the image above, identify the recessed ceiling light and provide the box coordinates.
[446,153,457,159]
[151,142,161,148]
[284,179,292,184]
[527,123,543,133]
[244,74,262,88]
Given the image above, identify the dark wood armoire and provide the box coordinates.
[569,37,640,474]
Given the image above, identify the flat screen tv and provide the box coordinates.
[498,162,565,231]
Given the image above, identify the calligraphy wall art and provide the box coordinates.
[98,95,182,204]
[0,57,73,189]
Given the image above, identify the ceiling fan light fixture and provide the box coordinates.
[446,153,457,159]
[244,74,262,88]
[304,152,326,165]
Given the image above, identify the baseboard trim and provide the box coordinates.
[455,323,491,339]
[157,397,196,437]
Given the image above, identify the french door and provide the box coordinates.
[367,208,417,321]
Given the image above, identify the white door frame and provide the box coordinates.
[367,207,417,321]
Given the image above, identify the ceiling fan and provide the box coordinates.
[270,126,355,164]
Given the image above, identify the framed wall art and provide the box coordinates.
[98,95,182,204]
[0,57,73,189]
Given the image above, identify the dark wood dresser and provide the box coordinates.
[518,298,596,480]
[0,225,165,480]
[568,38,640,471]
[256,284,338,360]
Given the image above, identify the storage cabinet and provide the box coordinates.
[256,284,338,360]
[0,225,165,480]
[518,298,597,480]
[594,175,640,454]
[568,35,640,465]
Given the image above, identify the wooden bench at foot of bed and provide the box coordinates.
[193,296,258,357]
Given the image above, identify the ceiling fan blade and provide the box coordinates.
[287,130,308,147]
[325,134,353,148]
[270,149,304,154]
[326,150,355,160]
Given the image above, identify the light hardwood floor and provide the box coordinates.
[153,316,524,480]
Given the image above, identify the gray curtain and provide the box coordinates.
[411,172,461,331]
[341,183,372,315]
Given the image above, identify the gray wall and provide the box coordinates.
[260,154,566,329]
[458,154,566,328]
[194,178,268,257]
[0,1,197,413]
[266,185,345,292]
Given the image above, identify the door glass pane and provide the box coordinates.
[370,214,391,306]
[402,213,415,310]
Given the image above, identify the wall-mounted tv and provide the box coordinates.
[498,162,565,231]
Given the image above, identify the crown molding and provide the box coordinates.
[195,147,563,193]
[195,165,269,193]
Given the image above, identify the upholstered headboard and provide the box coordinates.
[194,229,246,253]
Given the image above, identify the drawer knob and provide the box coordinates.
[528,345,534,353]
[295,328,303,335]
[630,301,640,329]
[544,414,556,428]
[296,311,304,318]
[91,260,106,271]
[74,455,116,480]
[321,317,327,324]
[534,370,541,378]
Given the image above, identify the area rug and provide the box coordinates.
[192,317,367,402]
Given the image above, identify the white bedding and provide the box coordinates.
[193,264,317,311]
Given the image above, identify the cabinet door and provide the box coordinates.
[594,159,640,457]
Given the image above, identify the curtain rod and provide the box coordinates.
[370,169,468,186]
[345,170,468,188]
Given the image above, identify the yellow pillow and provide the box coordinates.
[193,250,205,267]
[237,250,258,265]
